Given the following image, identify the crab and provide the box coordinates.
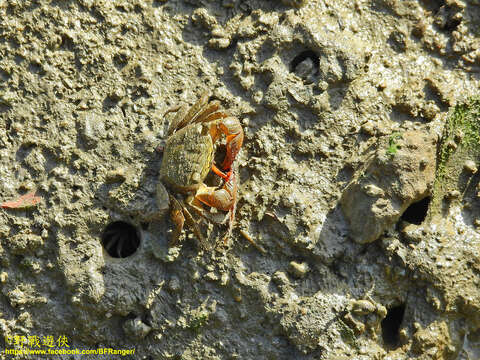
[159,92,244,246]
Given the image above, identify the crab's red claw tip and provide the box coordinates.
[224,170,233,182]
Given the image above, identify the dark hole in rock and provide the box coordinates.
[381,304,406,348]
[152,0,165,7]
[401,197,430,225]
[388,31,407,53]
[60,34,74,50]
[102,221,140,258]
[419,0,444,13]
[113,53,128,69]
[443,16,461,32]
[103,95,120,111]
[290,50,319,80]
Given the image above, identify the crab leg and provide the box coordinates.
[224,167,238,242]
[169,195,205,246]
[166,92,213,135]
[166,104,189,136]
[193,100,221,124]
[169,195,185,246]
[182,203,206,245]
[201,111,228,127]
[175,92,209,131]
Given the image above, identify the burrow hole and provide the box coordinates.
[381,303,406,348]
[101,221,140,258]
[401,196,430,225]
[290,50,319,78]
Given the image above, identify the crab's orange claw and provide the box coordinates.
[195,184,234,212]
[218,117,243,171]
[211,164,231,181]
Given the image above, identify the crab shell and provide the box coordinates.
[159,122,214,193]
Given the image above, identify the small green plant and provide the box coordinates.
[436,97,480,180]
[186,311,209,332]
[429,97,480,218]
[386,132,403,156]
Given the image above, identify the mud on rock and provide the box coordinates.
[1,0,480,359]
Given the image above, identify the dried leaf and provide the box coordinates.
[1,190,42,210]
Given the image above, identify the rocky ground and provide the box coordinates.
[0,0,479,359]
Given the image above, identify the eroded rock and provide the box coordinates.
[340,129,437,244]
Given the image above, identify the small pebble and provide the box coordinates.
[0,272,8,283]
[168,276,181,293]
[272,271,290,286]
[447,190,460,199]
[288,261,310,278]
[464,160,477,174]
[204,272,218,281]
[293,57,316,80]
[363,184,384,197]
[446,140,457,150]
[105,168,126,183]
[123,317,151,339]
[220,273,229,286]
[80,112,105,148]
[208,38,231,49]
[361,121,376,136]
[191,270,200,281]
